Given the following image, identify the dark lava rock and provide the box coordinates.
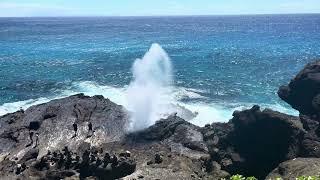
[278,60,320,117]
[29,121,41,130]
[300,114,319,131]
[0,94,132,179]
[266,158,320,179]
[119,151,131,158]
[209,106,305,179]
[127,114,209,159]
[300,133,320,158]
[19,148,39,163]
[45,170,76,180]
[17,146,136,180]
[0,159,16,176]
[154,153,163,164]
[276,60,320,159]
[128,115,194,142]
[0,94,129,162]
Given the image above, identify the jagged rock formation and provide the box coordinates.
[264,60,320,178]
[278,60,320,118]
[278,60,320,159]
[202,106,306,178]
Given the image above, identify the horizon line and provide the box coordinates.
[1,12,320,18]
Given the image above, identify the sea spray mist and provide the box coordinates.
[126,43,173,131]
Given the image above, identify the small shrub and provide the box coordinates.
[230,175,245,180]
[246,177,257,180]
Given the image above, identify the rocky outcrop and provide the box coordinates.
[278,60,320,159]
[0,94,128,162]
[127,114,209,159]
[0,94,218,180]
[266,158,320,179]
[203,106,305,179]
[278,60,320,117]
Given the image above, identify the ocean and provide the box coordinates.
[1,15,320,126]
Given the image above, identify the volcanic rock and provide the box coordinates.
[266,158,320,179]
[206,106,305,178]
[278,60,320,117]
[127,114,209,159]
[0,94,129,162]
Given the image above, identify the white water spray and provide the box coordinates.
[126,43,173,131]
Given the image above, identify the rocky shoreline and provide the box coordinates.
[0,60,320,179]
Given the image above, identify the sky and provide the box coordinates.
[0,0,319,17]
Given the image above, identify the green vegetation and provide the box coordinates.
[221,175,320,180]
[230,174,257,180]
[221,175,257,180]
[295,176,320,180]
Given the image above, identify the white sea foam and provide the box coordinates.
[0,97,53,116]
[172,87,208,100]
[66,81,127,106]
[184,102,298,127]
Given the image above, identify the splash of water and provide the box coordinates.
[126,43,173,131]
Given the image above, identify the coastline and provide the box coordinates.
[0,81,298,126]
[0,60,319,179]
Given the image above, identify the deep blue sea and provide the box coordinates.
[1,15,320,125]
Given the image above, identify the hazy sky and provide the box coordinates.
[0,0,319,17]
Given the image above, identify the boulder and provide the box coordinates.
[266,158,320,179]
[211,106,305,179]
[278,60,320,117]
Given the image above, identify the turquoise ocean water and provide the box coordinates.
[1,15,320,125]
